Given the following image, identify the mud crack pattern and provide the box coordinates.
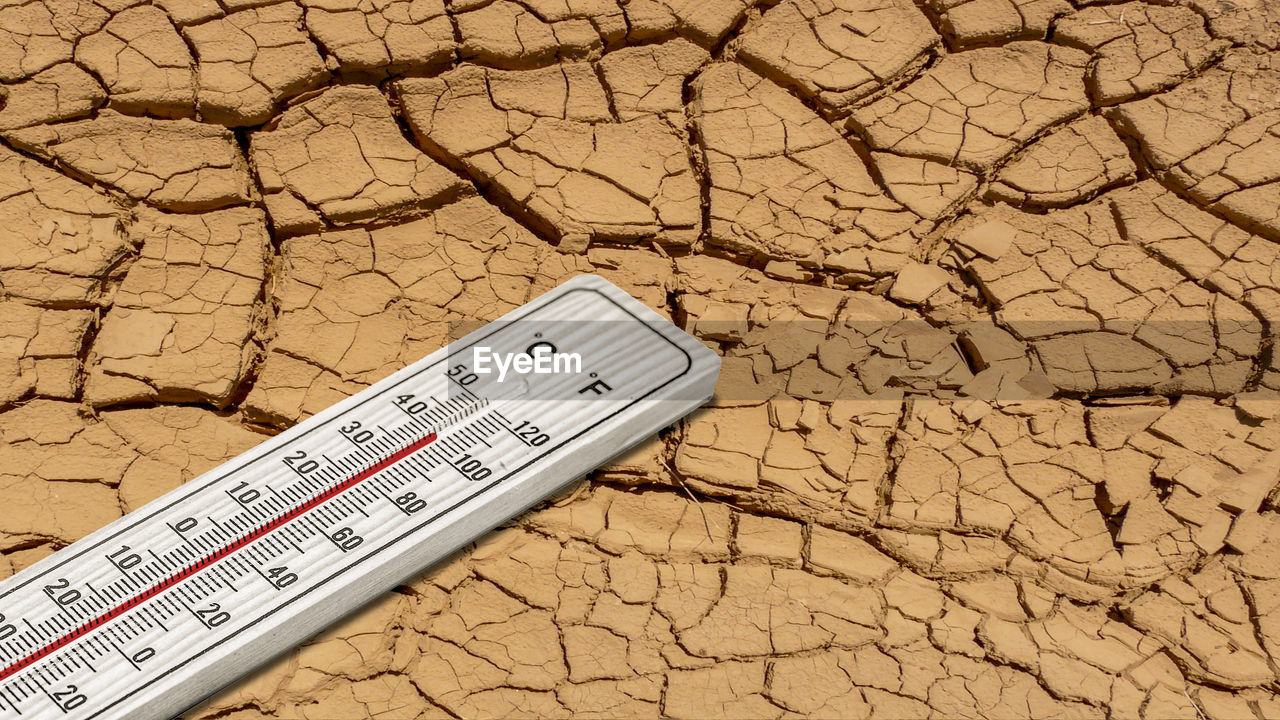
[3,0,1280,718]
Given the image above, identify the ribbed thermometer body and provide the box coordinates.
[0,275,719,719]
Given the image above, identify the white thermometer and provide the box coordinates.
[0,275,719,719]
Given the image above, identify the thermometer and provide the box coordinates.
[0,275,719,719]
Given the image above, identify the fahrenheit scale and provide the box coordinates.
[0,275,719,719]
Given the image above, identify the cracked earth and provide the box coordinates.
[4,0,1280,718]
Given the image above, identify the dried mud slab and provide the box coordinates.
[6,111,255,211]
[596,39,708,122]
[886,398,1128,594]
[0,144,130,305]
[1110,181,1280,390]
[0,303,93,404]
[149,0,221,27]
[452,0,627,66]
[450,0,755,67]
[396,63,701,246]
[736,0,938,116]
[300,0,454,76]
[988,115,1136,207]
[924,0,1069,47]
[692,63,923,273]
[84,207,269,407]
[0,142,125,404]
[0,63,105,131]
[883,391,1280,623]
[1055,2,1227,106]
[872,153,978,220]
[892,396,1223,595]
[183,2,330,126]
[1189,0,1280,50]
[626,0,760,46]
[249,85,470,235]
[948,197,1262,395]
[75,4,196,118]
[1092,395,1280,572]
[1112,181,1280,305]
[670,255,974,526]
[0,0,115,82]
[1127,560,1277,688]
[849,42,1089,172]
[1108,49,1280,240]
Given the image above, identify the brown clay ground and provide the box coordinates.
[4,0,1280,717]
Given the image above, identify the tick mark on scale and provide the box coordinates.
[0,431,438,685]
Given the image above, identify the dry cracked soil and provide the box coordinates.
[4,0,1280,718]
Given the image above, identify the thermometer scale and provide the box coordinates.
[0,275,719,719]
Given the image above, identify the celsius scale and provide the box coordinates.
[0,275,719,718]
